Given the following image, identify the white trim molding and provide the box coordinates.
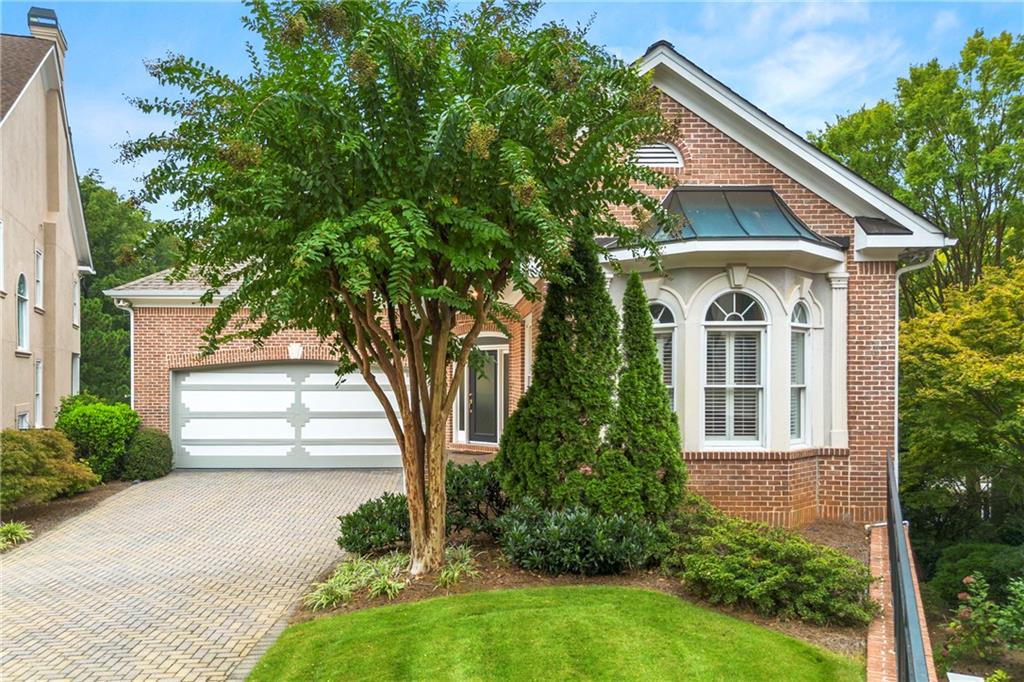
[827,270,849,448]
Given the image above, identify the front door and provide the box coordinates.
[468,350,499,443]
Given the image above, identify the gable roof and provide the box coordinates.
[1,32,93,272]
[105,268,239,299]
[0,34,53,120]
[638,41,955,256]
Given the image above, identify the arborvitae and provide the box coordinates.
[495,236,619,509]
[603,271,686,517]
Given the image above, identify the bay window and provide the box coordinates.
[790,303,810,442]
[649,302,675,409]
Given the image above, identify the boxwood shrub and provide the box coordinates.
[56,402,140,480]
[0,429,98,510]
[496,499,666,576]
[665,495,877,626]
[122,427,174,481]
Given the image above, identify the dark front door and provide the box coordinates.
[468,350,499,443]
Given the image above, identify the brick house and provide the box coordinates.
[106,42,951,527]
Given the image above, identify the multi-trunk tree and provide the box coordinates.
[123,0,671,573]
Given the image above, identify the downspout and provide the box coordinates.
[893,250,935,481]
[112,298,135,409]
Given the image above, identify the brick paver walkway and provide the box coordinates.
[1,469,403,681]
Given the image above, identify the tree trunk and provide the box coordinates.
[407,424,448,575]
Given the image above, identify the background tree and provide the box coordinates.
[495,237,620,510]
[900,261,1024,571]
[811,31,1023,316]
[122,0,670,573]
[602,271,685,518]
[78,173,176,402]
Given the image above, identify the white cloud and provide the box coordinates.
[929,10,960,38]
[752,32,903,114]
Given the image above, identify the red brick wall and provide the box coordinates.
[130,92,899,527]
[131,306,332,432]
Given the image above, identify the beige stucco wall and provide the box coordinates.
[0,59,82,428]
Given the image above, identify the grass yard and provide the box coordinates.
[249,586,864,681]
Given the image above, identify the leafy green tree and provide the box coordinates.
[900,261,1024,570]
[812,31,1024,315]
[602,271,685,517]
[495,237,620,510]
[77,172,175,402]
[122,0,670,572]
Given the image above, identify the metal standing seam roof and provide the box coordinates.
[653,186,841,248]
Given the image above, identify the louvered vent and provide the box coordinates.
[634,143,683,168]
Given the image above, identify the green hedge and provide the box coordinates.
[496,499,667,575]
[665,495,878,626]
[929,542,1024,608]
[122,427,173,481]
[56,402,140,481]
[0,429,98,510]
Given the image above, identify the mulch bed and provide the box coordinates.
[296,520,870,659]
[2,481,133,539]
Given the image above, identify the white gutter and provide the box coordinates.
[893,250,936,481]
[112,298,135,409]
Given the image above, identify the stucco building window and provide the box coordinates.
[16,273,29,350]
[649,302,676,409]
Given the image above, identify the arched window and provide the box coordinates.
[649,303,676,409]
[704,292,766,443]
[790,303,810,442]
[16,273,29,350]
[634,142,683,168]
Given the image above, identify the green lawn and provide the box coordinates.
[249,586,864,681]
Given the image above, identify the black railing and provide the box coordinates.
[887,455,932,681]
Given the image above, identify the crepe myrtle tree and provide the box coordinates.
[122,0,672,573]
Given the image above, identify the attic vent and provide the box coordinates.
[634,142,683,168]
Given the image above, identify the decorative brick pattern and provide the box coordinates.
[0,470,403,681]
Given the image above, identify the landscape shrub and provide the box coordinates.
[0,429,98,510]
[122,427,173,481]
[496,237,621,512]
[939,574,1024,672]
[0,521,34,551]
[304,553,410,610]
[55,391,105,420]
[601,271,686,518]
[445,461,508,536]
[930,543,1024,608]
[496,499,666,576]
[338,462,511,554]
[56,402,141,480]
[436,544,480,589]
[337,492,410,555]
[665,495,878,626]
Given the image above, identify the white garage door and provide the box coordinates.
[171,363,402,468]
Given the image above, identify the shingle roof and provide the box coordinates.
[1,34,53,120]
[105,269,240,295]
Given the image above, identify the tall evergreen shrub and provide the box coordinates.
[604,272,686,517]
[495,236,619,509]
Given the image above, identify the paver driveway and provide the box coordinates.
[1,469,403,681]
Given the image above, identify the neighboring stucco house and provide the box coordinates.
[1,9,92,429]
[107,41,952,527]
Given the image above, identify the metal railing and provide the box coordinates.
[887,454,932,682]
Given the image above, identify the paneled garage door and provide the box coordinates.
[171,363,402,468]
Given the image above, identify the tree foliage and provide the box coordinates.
[78,173,176,402]
[811,31,1024,315]
[900,261,1024,571]
[495,237,621,510]
[604,271,685,517]
[122,0,671,571]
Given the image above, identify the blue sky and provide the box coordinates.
[2,1,1021,221]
